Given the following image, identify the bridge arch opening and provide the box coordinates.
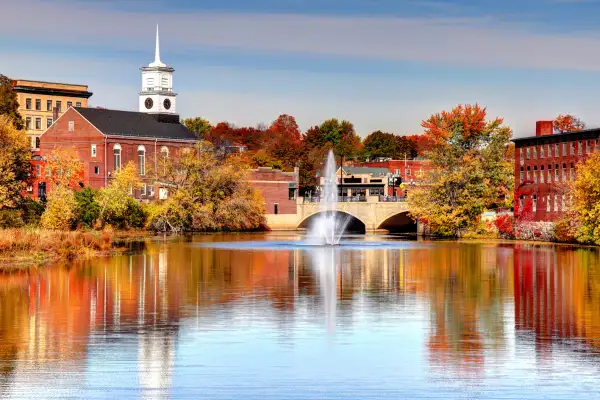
[298,211,366,234]
[378,211,416,233]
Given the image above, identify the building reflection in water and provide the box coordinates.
[0,237,600,396]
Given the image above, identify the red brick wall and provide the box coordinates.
[515,136,598,221]
[248,168,297,214]
[34,108,196,200]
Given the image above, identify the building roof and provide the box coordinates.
[75,107,197,141]
[341,166,390,176]
[512,128,600,144]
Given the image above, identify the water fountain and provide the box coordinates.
[307,150,352,246]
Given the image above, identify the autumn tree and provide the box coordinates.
[183,117,212,139]
[0,75,24,130]
[264,114,302,170]
[146,142,265,232]
[554,114,585,133]
[408,104,513,237]
[45,147,84,189]
[361,131,418,160]
[0,115,31,209]
[405,134,435,157]
[97,162,143,228]
[569,151,600,244]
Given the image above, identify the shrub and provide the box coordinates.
[19,198,44,226]
[125,198,147,229]
[40,186,77,230]
[0,209,24,229]
[494,214,514,238]
[74,187,101,228]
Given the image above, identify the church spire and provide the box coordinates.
[149,24,166,68]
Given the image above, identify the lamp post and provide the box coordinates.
[388,171,402,199]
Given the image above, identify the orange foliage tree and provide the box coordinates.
[553,114,585,133]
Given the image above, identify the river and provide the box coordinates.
[0,233,599,399]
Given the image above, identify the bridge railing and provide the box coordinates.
[379,196,407,202]
[304,195,367,203]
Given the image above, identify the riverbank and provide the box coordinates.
[0,228,151,268]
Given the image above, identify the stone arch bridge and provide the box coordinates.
[267,199,420,233]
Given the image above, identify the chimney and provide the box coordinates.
[536,121,553,136]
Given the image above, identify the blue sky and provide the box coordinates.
[2,0,600,137]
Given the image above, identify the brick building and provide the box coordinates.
[12,80,93,150]
[31,27,197,201]
[512,121,600,221]
[352,159,433,195]
[248,167,298,215]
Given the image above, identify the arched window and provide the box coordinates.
[113,144,121,171]
[138,145,146,176]
[160,146,169,176]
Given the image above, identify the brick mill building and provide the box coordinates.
[512,121,600,222]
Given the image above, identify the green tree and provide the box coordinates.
[408,104,513,237]
[74,187,101,228]
[361,130,418,160]
[0,115,31,209]
[183,117,212,139]
[97,162,142,228]
[0,75,23,130]
[318,118,362,160]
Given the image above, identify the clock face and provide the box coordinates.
[163,98,171,110]
[144,98,153,110]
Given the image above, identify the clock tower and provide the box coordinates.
[139,25,178,121]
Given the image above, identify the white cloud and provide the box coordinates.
[3,0,600,71]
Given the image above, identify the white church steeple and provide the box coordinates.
[149,25,166,68]
[139,25,178,118]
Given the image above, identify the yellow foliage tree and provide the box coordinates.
[572,151,600,244]
[40,185,77,230]
[97,162,142,226]
[0,115,31,208]
[45,147,84,189]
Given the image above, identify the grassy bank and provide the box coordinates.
[0,228,148,267]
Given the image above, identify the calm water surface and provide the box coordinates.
[1,233,600,399]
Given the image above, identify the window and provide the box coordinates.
[161,75,169,88]
[563,142,567,156]
[540,145,544,158]
[533,195,537,212]
[35,137,40,149]
[526,147,530,159]
[160,146,169,175]
[570,163,575,180]
[394,168,400,175]
[46,118,53,128]
[46,166,51,177]
[587,140,591,153]
[47,100,52,111]
[548,144,552,157]
[533,146,537,159]
[149,185,155,197]
[26,98,31,109]
[555,164,559,181]
[555,143,559,157]
[546,195,550,212]
[91,144,97,157]
[68,121,74,132]
[35,99,41,111]
[35,118,41,130]
[562,163,567,182]
[406,169,411,176]
[141,184,147,196]
[26,117,31,130]
[540,166,544,183]
[35,164,41,177]
[138,145,146,176]
[533,166,538,183]
[67,101,72,109]
[578,141,582,156]
[94,166,100,175]
[554,195,559,212]
[26,185,33,193]
[56,101,61,112]
[76,102,81,108]
[519,148,523,161]
[562,195,566,211]
[520,167,524,181]
[570,142,574,156]
[547,165,552,182]
[113,144,121,171]
[274,203,279,215]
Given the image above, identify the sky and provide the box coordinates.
[1,0,600,138]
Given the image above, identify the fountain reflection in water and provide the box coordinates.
[310,246,339,333]
[308,150,352,245]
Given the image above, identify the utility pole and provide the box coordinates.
[339,155,344,201]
